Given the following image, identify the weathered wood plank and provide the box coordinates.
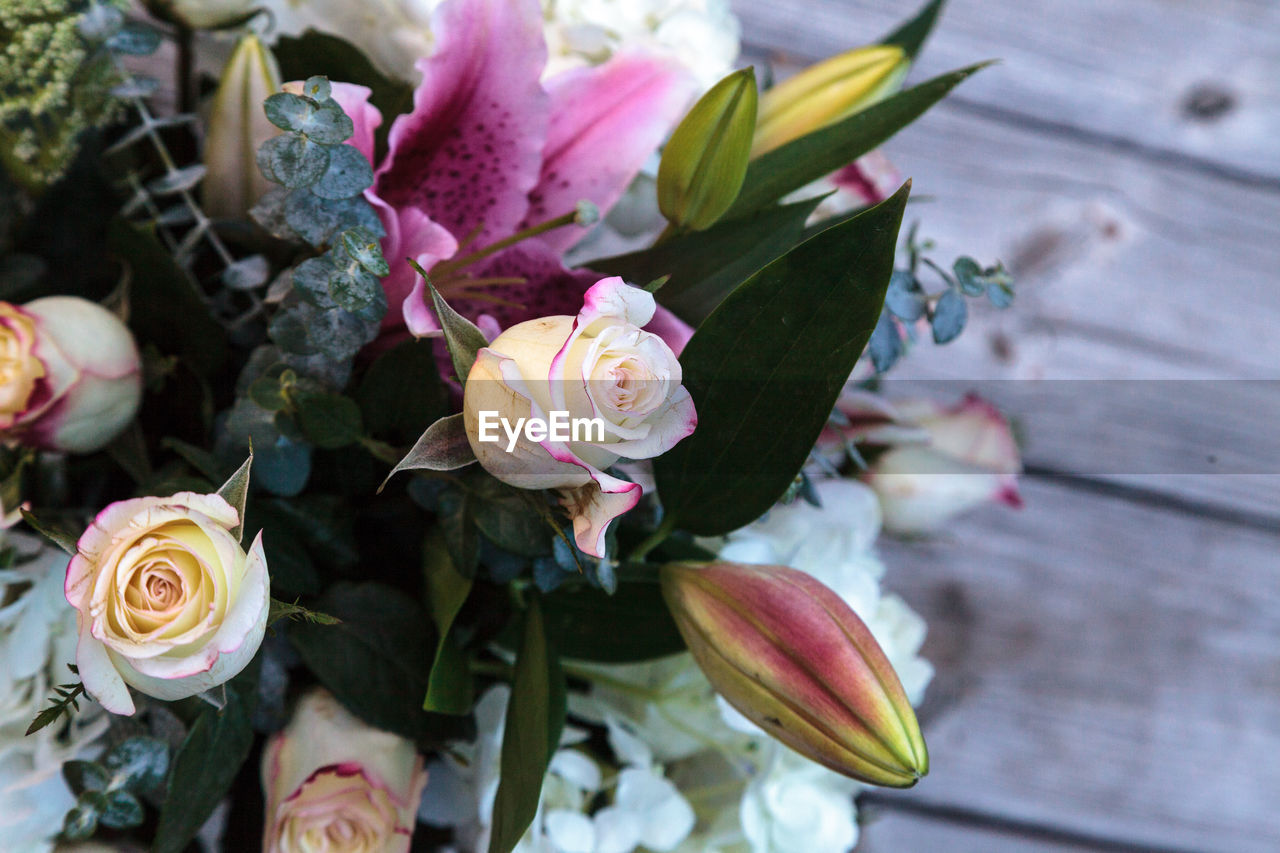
[875,477,1280,852]
[735,0,1280,178]
[856,809,1117,853]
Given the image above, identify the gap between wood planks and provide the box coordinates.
[857,792,1205,853]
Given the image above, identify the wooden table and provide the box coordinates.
[736,1,1280,850]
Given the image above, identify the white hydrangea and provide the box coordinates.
[262,0,740,89]
[0,534,109,853]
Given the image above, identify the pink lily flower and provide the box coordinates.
[330,0,697,351]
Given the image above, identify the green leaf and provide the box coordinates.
[471,478,551,558]
[488,596,565,853]
[268,597,341,627]
[291,582,454,745]
[107,218,228,376]
[216,452,253,543]
[62,760,109,795]
[99,789,145,829]
[300,99,355,145]
[930,286,967,343]
[655,183,909,535]
[102,736,169,792]
[541,581,685,663]
[263,92,316,133]
[881,0,946,60]
[274,32,414,158]
[312,144,375,199]
[153,690,253,853]
[422,276,488,384]
[63,802,99,841]
[437,487,478,578]
[423,533,474,715]
[357,339,446,444]
[296,392,364,449]
[257,133,331,189]
[727,64,988,218]
[302,76,332,102]
[382,414,476,491]
[341,227,391,276]
[20,508,77,555]
[590,197,824,326]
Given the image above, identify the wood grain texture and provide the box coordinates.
[735,0,1280,177]
[855,808,1119,853]
[873,477,1280,852]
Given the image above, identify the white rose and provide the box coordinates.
[262,689,428,853]
[463,277,695,557]
[64,492,269,715]
[0,297,142,454]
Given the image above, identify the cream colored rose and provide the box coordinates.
[0,297,142,454]
[64,492,269,715]
[261,689,428,853]
[462,277,696,557]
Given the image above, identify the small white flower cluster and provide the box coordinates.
[0,534,108,853]
[426,478,931,853]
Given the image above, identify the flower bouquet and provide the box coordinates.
[0,0,1024,850]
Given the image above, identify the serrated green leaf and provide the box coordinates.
[488,597,565,853]
[728,64,988,218]
[657,67,758,231]
[152,691,254,853]
[654,183,909,535]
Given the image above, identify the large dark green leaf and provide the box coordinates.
[655,183,909,535]
[356,339,446,444]
[726,64,987,218]
[274,31,414,157]
[588,197,823,326]
[291,582,460,745]
[423,533,474,715]
[107,217,227,377]
[542,582,684,663]
[488,597,565,853]
[882,0,947,60]
[152,690,253,853]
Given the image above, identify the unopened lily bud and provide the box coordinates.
[203,34,281,219]
[657,67,757,231]
[752,44,908,158]
[660,560,928,787]
[0,297,141,454]
[143,0,255,30]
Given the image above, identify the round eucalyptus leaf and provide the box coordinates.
[263,92,316,133]
[885,269,926,321]
[62,803,100,841]
[340,227,391,276]
[952,256,986,296]
[930,286,969,344]
[103,736,169,792]
[327,264,380,313]
[292,257,338,308]
[100,790,145,829]
[296,392,364,449]
[311,144,374,199]
[302,76,332,102]
[301,100,356,145]
[62,760,109,795]
[257,134,330,189]
[988,280,1015,308]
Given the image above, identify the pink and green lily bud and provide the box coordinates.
[0,296,142,454]
[203,34,282,220]
[261,688,428,853]
[752,44,908,158]
[660,560,928,787]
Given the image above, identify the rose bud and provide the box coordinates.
[463,277,696,557]
[0,296,142,454]
[862,393,1022,535]
[660,561,928,787]
[203,34,282,220]
[657,67,758,231]
[752,44,908,158]
[64,491,269,715]
[261,688,428,853]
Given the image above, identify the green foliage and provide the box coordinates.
[881,0,947,60]
[417,270,489,385]
[655,184,909,535]
[423,533,474,714]
[489,596,565,853]
[727,63,989,218]
[540,581,685,663]
[153,680,255,853]
[356,339,446,444]
[59,735,169,841]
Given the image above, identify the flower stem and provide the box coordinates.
[628,515,677,563]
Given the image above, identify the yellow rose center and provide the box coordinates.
[0,305,44,417]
